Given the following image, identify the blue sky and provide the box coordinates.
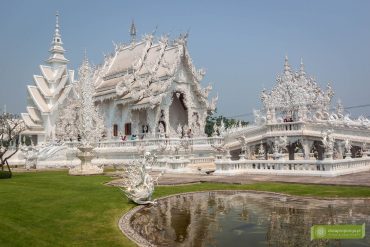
[1,0,370,120]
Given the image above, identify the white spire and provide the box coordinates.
[47,11,68,66]
[130,20,137,43]
[283,55,292,75]
[299,57,306,77]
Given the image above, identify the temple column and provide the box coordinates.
[146,109,157,137]
[164,106,170,136]
[131,110,139,136]
[271,108,276,123]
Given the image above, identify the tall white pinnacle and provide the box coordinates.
[299,57,306,77]
[130,20,137,43]
[47,11,69,66]
[284,55,291,75]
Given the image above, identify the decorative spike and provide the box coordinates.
[284,55,291,74]
[130,20,137,43]
[47,11,68,65]
[300,57,306,76]
[84,48,88,62]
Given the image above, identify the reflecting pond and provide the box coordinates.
[130,191,370,247]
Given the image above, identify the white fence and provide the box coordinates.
[65,136,223,149]
[214,157,370,177]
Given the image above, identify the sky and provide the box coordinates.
[1,0,370,121]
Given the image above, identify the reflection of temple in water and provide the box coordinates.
[130,192,370,247]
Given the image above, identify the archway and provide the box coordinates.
[169,92,188,133]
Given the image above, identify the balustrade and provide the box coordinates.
[65,136,223,149]
[215,157,370,176]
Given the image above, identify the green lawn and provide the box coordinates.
[1,171,370,247]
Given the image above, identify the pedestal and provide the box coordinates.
[345,152,352,159]
[69,146,103,175]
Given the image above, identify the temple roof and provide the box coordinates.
[95,38,179,91]
[93,33,216,111]
[21,113,42,129]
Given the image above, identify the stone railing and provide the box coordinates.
[65,137,223,149]
[214,157,370,177]
[266,121,304,132]
[190,156,215,164]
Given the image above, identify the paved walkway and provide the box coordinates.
[155,171,370,187]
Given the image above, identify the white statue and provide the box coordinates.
[344,139,352,153]
[158,122,165,134]
[321,130,335,159]
[119,152,162,205]
[21,145,39,169]
[257,141,265,160]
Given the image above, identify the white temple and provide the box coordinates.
[92,22,217,140]
[215,57,370,176]
[10,13,370,177]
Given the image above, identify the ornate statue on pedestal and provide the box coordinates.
[119,152,163,205]
[322,130,335,160]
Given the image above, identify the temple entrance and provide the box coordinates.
[169,92,188,133]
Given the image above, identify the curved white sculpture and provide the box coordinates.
[119,152,162,205]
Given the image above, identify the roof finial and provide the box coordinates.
[130,20,137,43]
[299,57,306,76]
[284,55,291,74]
[47,11,68,65]
[56,11,59,28]
[84,48,88,62]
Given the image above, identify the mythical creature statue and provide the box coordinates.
[21,145,39,169]
[321,130,335,154]
[343,139,352,153]
[119,152,163,205]
[257,141,266,160]
[272,136,288,159]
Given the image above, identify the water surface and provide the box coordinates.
[130,191,370,246]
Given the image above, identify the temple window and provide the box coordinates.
[113,124,118,137]
[124,123,132,135]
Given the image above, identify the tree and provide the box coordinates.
[0,113,25,177]
[205,111,248,136]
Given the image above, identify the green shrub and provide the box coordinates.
[0,171,12,179]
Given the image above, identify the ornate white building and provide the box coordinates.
[93,23,217,140]
[21,15,216,145]
[21,13,76,144]
[215,57,370,176]
[11,14,370,177]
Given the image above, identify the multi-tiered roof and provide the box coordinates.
[93,28,217,112]
[22,13,75,139]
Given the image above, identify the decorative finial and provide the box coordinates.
[84,48,88,62]
[130,20,137,43]
[284,55,291,74]
[299,57,306,76]
[56,11,59,28]
[81,49,90,70]
[47,11,68,65]
[54,11,61,40]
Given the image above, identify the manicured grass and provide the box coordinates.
[1,171,370,247]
